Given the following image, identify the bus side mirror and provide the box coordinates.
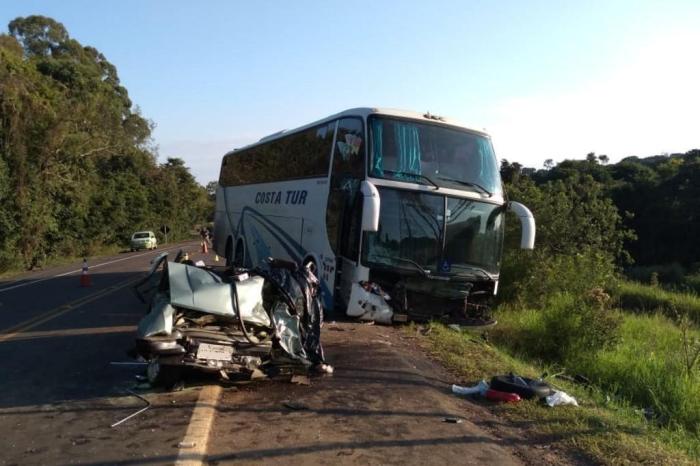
[360,180,380,232]
[508,201,535,250]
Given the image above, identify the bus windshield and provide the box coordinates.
[368,116,502,197]
[361,188,505,276]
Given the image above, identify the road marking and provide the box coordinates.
[5,325,136,342]
[0,276,142,342]
[0,243,195,294]
[175,385,222,466]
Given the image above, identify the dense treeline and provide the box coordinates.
[502,149,700,273]
[0,16,210,271]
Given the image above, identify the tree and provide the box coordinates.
[0,16,211,270]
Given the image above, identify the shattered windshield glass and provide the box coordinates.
[368,116,502,197]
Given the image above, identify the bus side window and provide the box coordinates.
[334,118,365,178]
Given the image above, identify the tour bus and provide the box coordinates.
[214,108,535,320]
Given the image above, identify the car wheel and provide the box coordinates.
[146,359,181,388]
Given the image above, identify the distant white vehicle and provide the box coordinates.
[130,231,157,251]
[214,108,534,320]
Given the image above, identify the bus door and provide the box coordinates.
[326,118,366,308]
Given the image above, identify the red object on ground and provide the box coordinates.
[485,388,521,403]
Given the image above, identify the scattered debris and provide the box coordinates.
[313,363,334,375]
[442,417,464,424]
[448,324,461,332]
[451,374,564,405]
[485,389,521,403]
[178,441,196,449]
[110,389,151,428]
[490,374,553,400]
[290,375,311,386]
[283,401,309,410]
[452,380,489,396]
[545,390,579,407]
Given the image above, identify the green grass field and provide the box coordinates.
[616,280,700,324]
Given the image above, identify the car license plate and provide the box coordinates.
[196,343,233,361]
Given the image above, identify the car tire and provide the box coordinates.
[490,375,553,400]
[146,359,182,388]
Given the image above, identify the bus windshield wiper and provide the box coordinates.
[436,177,492,197]
[374,255,432,277]
[448,264,494,279]
[382,170,439,190]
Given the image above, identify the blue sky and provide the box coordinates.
[2,1,699,183]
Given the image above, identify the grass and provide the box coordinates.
[616,280,700,324]
[494,306,700,434]
[414,323,699,464]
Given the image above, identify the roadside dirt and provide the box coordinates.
[205,321,575,465]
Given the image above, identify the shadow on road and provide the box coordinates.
[0,272,150,409]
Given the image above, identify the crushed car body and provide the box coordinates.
[132,252,327,386]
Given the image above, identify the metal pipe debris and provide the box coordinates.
[110,389,151,428]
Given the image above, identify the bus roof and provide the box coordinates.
[226,108,490,156]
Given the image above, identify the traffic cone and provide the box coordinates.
[80,258,92,287]
[201,241,208,254]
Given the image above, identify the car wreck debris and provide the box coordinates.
[131,253,328,386]
[451,374,565,405]
[110,389,151,428]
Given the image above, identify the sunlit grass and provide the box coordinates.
[409,324,700,464]
[616,280,700,324]
[414,323,699,464]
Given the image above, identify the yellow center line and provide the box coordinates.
[5,325,137,342]
[0,276,143,343]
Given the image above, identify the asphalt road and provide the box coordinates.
[0,242,565,466]
[0,241,206,466]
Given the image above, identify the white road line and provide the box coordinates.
[0,243,195,294]
[175,385,222,466]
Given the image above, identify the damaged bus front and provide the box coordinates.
[214,108,534,324]
[347,114,535,322]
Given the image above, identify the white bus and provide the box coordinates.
[214,108,534,320]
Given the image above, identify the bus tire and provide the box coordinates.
[225,238,234,267]
[234,241,245,268]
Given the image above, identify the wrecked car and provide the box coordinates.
[131,252,328,386]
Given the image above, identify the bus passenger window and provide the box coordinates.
[334,118,365,178]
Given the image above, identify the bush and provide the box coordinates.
[493,292,622,365]
[499,248,619,308]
